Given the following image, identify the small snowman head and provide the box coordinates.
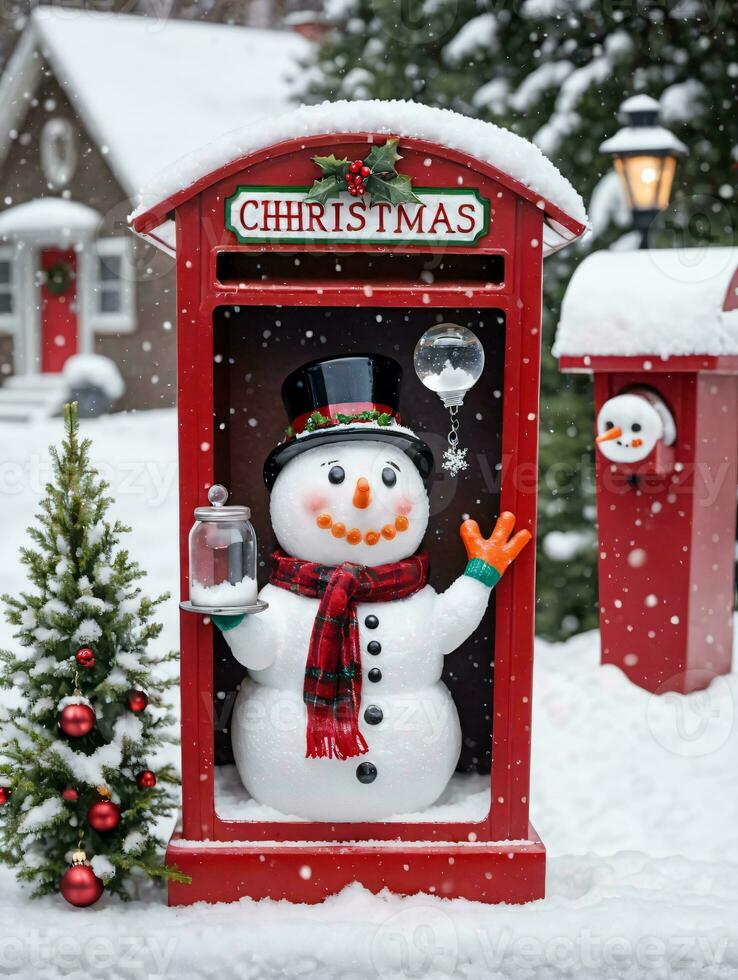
[596,392,674,463]
[270,440,429,566]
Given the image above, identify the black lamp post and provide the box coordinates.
[600,95,687,249]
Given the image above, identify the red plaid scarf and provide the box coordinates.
[269,549,429,760]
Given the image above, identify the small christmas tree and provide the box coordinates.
[0,403,184,901]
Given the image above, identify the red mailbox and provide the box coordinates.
[131,102,585,906]
[556,247,738,695]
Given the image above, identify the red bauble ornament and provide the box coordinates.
[126,690,148,713]
[136,770,157,789]
[62,786,79,803]
[87,799,121,833]
[60,851,103,908]
[75,647,95,669]
[59,702,96,738]
[0,787,10,805]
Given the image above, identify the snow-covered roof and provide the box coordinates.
[0,197,100,240]
[553,247,738,359]
[131,99,587,257]
[0,8,309,196]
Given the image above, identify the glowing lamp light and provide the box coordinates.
[600,94,687,248]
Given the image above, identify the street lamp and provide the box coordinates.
[600,94,687,249]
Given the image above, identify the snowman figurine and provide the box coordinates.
[214,354,530,821]
[595,387,676,464]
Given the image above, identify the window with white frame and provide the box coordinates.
[94,237,135,332]
[0,247,16,326]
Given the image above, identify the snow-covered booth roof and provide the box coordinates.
[131,100,588,256]
[0,198,101,244]
[554,247,738,369]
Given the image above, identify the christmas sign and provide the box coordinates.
[225,139,489,246]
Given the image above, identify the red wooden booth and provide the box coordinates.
[131,103,586,906]
[556,247,738,695]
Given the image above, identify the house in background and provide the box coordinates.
[0,7,308,419]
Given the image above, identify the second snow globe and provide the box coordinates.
[187,484,259,610]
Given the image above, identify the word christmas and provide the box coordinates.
[225,187,489,246]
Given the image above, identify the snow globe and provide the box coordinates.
[414,323,485,474]
[185,484,260,611]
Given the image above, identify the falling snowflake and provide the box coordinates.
[442,446,468,476]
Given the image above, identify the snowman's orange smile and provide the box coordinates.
[315,512,410,546]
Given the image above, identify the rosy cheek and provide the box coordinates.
[303,492,330,515]
[396,496,413,516]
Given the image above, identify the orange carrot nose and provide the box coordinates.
[596,426,622,444]
[353,477,371,509]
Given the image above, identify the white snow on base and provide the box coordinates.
[215,765,490,824]
[0,410,737,977]
[133,99,587,227]
[554,247,738,358]
[190,576,258,608]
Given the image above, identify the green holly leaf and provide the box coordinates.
[366,173,422,207]
[312,153,350,178]
[365,138,402,176]
[304,175,344,206]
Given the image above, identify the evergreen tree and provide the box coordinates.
[0,404,184,900]
[302,0,736,638]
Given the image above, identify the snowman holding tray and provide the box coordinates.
[188,349,530,822]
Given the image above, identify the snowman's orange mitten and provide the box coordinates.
[460,512,532,588]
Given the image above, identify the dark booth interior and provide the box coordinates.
[210,305,506,782]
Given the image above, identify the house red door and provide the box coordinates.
[40,248,78,373]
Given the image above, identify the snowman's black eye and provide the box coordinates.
[328,465,345,485]
[632,422,642,432]
[382,467,397,488]
[605,421,614,430]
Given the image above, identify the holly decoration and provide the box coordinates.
[44,260,75,296]
[58,698,96,738]
[87,799,121,833]
[303,408,393,434]
[75,646,95,669]
[305,138,420,208]
[126,690,148,713]
[0,787,10,806]
[59,850,103,908]
[136,770,157,790]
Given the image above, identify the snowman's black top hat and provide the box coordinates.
[263,354,434,489]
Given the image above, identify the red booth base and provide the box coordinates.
[165,824,546,906]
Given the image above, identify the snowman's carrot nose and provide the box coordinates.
[353,477,371,509]
[596,426,622,444]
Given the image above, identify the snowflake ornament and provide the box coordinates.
[442,446,469,476]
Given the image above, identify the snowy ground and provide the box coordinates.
[0,409,737,979]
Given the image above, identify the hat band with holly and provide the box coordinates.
[286,402,401,440]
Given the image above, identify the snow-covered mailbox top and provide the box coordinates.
[554,247,738,365]
[130,100,586,907]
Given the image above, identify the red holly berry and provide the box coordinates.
[346,173,356,185]
[126,690,148,713]
[62,786,78,803]
[357,186,366,196]
[349,186,359,196]
[136,770,157,790]
[361,166,371,177]
[0,787,10,806]
[75,647,95,669]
